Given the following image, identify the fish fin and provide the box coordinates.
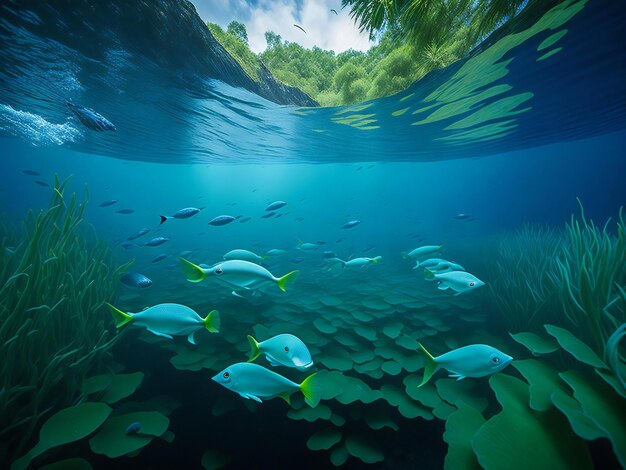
[187,331,197,345]
[147,329,173,340]
[159,215,168,225]
[278,392,291,405]
[424,268,436,281]
[400,251,408,259]
[106,303,133,328]
[232,290,246,298]
[412,264,420,270]
[448,373,461,378]
[456,375,467,381]
[417,343,438,387]
[437,283,450,291]
[240,393,262,403]
[277,270,300,292]
[261,255,270,260]
[203,310,220,333]
[370,256,382,263]
[300,372,320,408]
[266,355,281,367]
[179,257,207,283]
[454,292,463,296]
[247,335,261,362]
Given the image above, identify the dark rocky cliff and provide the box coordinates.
[4,0,318,106]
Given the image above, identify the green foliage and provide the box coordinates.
[207,22,261,81]
[227,20,248,44]
[0,177,128,461]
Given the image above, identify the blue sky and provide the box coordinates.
[190,0,372,53]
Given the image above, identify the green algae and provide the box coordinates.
[538,30,568,51]
[509,331,559,355]
[306,428,342,451]
[435,379,488,412]
[537,48,563,61]
[101,372,145,404]
[345,435,384,464]
[443,402,485,470]
[544,325,606,368]
[512,359,564,412]
[287,404,333,422]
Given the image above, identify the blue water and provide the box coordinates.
[1,0,625,468]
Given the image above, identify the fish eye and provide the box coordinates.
[223,371,230,378]
[492,357,500,364]
[215,268,222,274]
[284,346,289,352]
[469,281,475,287]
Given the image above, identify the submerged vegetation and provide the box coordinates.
[0,178,129,463]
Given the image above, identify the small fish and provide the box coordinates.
[35,180,49,187]
[239,217,252,223]
[366,164,375,169]
[209,215,235,226]
[323,251,336,259]
[120,242,139,250]
[125,422,142,435]
[290,257,304,264]
[336,237,346,243]
[116,209,135,214]
[126,228,150,241]
[120,272,152,288]
[413,258,464,271]
[144,237,170,247]
[212,362,319,406]
[275,213,284,219]
[424,269,484,295]
[417,343,513,386]
[180,258,300,294]
[261,212,276,219]
[22,170,40,176]
[223,249,267,263]
[107,303,219,344]
[99,199,118,207]
[402,245,442,259]
[266,249,286,256]
[298,241,318,251]
[343,256,382,267]
[66,101,116,131]
[152,254,168,263]
[160,207,202,224]
[341,220,361,229]
[454,213,472,220]
[247,334,313,370]
[265,201,287,212]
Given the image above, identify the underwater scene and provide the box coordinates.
[0,0,625,469]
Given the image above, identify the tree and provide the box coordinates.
[227,20,248,43]
[264,31,282,49]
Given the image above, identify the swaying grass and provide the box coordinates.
[551,201,626,356]
[0,176,129,460]
[489,224,562,331]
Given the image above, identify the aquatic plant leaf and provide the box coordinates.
[364,408,399,431]
[435,379,488,413]
[313,317,337,334]
[512,359,564,411]
[345,435,384,464]
[306,428,342,451]
[443,401,485,470]
[381,360,402,375]
[11,402,111,470]
[559,370,626,466]
[287,404,332,422]
[330,414,346,427]
[201,449,231,470]
[382,321,403,339]
[396,334,419,350]
[472,373,593,470]
[81,374,113,395]
[594,368,626,399]
[330,442,349,466]
[509,332,558,355]
[381,384,433,420]
[403,376,454,419]
[100,372,145,404]
[39,458,93,470]
[544,325,605,368]
[550,389,604,441]
[89,411,169,458]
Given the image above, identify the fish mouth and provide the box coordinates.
[210,373,220,382]
[295,359,314,370]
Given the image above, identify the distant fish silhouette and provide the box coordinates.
[22,170,40,176]
[294,24,307,34]
[66,101,116,132]
[152,254,168,263]
[34,180,49,187]
[126,228,150,240]
[341,220,361,229]
[239,217,252,223]
[116,209,135,214]
[265,201,287,211]
[99,199,118,207]
[209,215,235,226]
[261,212,276,219]
[121,272,152,288]
[125,422,142,435]
[144,237,170,247]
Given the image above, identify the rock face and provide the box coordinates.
[5,0,318,106]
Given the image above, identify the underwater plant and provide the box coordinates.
[0,176,128,462]
[488,224,562,331]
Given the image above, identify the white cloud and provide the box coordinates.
[190,0,372,54]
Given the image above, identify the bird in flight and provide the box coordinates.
[294,24,307,34]
[330,9,338,15]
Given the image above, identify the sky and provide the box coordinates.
[190,0,373,54]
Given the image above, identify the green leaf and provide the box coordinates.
[201,449,231,470]
[512,359,564,411]
[550,389,604,441]
[100,372,145,404]
[345,435,384,464]
[544,325,606,368]
[509,332,559,355]
[307,428,342,451]
[444,401,485,470]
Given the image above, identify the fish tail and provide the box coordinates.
[106,302,133,328]
[179,257,208,283]
[247,335,261,362]
[417,343,438,387]
[159,215,168,225]
[424,268,436,281]
[299,372,320,407]
[203,310,220,333]
[370,256,382,264]
[277,270,300,292]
